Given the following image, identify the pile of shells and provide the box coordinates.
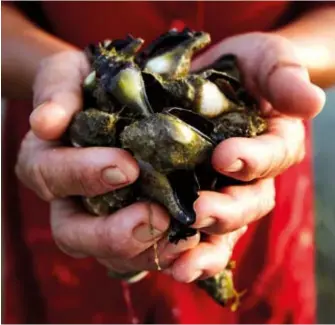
[67,28,267,309]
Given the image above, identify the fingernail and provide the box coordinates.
[102,167,128,186]
[133,223,164,243]
[187,270,203,283]
[224,159,244,172]
[164,242,184,256]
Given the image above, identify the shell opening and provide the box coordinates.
[198,82,230,118]
[145,54,174,75]
[167,170,199,225]
[84,71,96,88]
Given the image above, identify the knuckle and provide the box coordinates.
[245,180,275,222]
[52,223,69,252]
[76,167,104,197]
[52,225,82,258]
[274,137,289,175]
[51,209,89,259]
[15,133,32,182]
[54,239,84,259]
[264,139,285,178]
[33,50,88,107]
[15,157,24,183]
[232,197,250,227]
[29,159,55,201]
[15,132,55,201]
[256,136,288,179]
[257,35,301,91]
[97,221,134,260]
[258,182,276,217]
[240,170,260,182]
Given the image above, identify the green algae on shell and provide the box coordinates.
[211,111,268,143]
[137,160,199,226]
[138,28,211,79]
[69,108,120,147]
[67,28,269,311]
[142,71,240,119]
[99,61,154,118]
[120,111,214,173]
[82,186,135,216]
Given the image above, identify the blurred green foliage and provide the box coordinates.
[313,88,335,324]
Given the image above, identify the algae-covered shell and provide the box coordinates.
[120,111,214,173]
[194,53,241,81]
[137,160,199,226]
[98,61,154,118]
[83,186,135,216]
[165,75,239,119]
[199,69,242,106]
[197,261,246,310]
[69,108,119,147]
[142,71,239,119]
[83,71,97,90]
[211,111,268,143]
[137,28,210,79]
[101,34,144,57]
[87,35,144,65]
[67,28,268,310]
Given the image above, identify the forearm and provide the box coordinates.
[1,4,78,99]
[274,5,335,89]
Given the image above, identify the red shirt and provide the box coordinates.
[3,2,321,323]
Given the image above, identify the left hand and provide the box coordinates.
[165,32,326,283]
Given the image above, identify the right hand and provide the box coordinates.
[15,50,201,276]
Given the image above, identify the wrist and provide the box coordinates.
[2,4,80,99]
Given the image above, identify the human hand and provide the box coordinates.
[162,32,326,282]
[15,50,201,278]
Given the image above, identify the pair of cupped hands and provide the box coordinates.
[16,33,325,283]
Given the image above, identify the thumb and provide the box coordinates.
[192,32,325,119]
[30,50,90,140]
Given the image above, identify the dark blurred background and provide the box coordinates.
[314,88,335,324]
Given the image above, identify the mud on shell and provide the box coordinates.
[66,27,268,310]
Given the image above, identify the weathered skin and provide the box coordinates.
[69,108,119,147]
[66,27,268,310]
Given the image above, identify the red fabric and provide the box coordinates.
[3,1,318,324]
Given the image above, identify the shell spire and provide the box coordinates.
[68,28,268,309]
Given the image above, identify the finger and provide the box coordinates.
[192,178,275,234]
[30,50,90,140]
[192,32,325,119]
[98,231,201,274]
[212,117,305,181]
[169,227,247,283]
[16,131,139,201]
[51,199,170,260]
[131,231,201,270]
